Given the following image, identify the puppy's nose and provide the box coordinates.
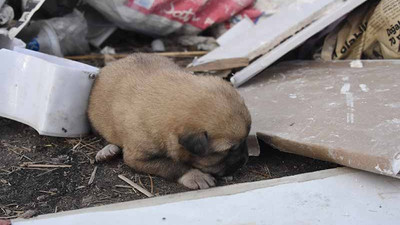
[222,154,248,176]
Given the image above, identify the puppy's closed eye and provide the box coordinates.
[179,131,209,156]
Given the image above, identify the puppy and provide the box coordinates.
[88,53,251,189]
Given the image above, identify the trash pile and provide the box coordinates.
[1,0,400,223]
[0,0,262,56]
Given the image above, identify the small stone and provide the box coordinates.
[37,195,47,201]
[20,210,37,219]
[223,176,233,182]
[151,39,165,52]
[81,196,93,206]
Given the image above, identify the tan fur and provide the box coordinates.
[88,53,251,189]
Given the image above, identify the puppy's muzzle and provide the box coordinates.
[218,140,249,177]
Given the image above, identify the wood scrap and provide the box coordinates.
[88,166,98,185]
[115,185,138,193]
[118,175,154,198]
[65,51,208,61]
[38,190,57,195]
[186,57,249,72]
[35,168,58,177]
[20,163,72,168]
[115,185,133,189]
[148,175,154,194]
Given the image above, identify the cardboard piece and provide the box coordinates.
[239,60,400,178]
[11,168,400,225]
[323,0,400,60]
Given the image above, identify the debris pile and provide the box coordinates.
[1,0,400,223]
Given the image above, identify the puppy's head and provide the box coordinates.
[178,77,251,177]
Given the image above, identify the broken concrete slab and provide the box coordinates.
[239,60,400,178]
[11,168,400,225]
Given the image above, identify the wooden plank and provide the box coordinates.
[186,57,249,72]
[65,51,208,60]
[231,0,367,87]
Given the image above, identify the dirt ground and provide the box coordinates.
[0,31,337,219]
[0,117,337,219]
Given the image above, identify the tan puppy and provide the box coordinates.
[88,53,251,189]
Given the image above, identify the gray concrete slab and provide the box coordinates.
[239,60,400,178]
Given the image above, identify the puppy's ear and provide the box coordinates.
[179,131,209,156]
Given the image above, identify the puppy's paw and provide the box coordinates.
[178,169,216,189]
[95,144,121,162]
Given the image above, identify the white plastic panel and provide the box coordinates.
[0,48,99,137]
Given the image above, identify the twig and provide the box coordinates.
[39,190,57,195]
[249,170,270,178]
[148,175,154,194]
[0,169,11,174]
[114,186,137,194]
[115,185,132,188]
[72,137,82,150]
[0,215,18,219]
[18,167,51,171]
[36,168,58,177]
[21,146,32,151]
[138,177,144,189]
[80,139,101,150]
[88,166,98,185]
[20,163,72,168]
[65,51,208,61]
[7,148,33,162]
[118,175,153,197]
[263,165,272,177]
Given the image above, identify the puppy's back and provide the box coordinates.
[88,53,249,148]
[88,54,186,144]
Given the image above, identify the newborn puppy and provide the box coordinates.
[88,53,251,189]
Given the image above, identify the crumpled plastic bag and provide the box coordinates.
[84,0,261,36]
[25,10,90,56]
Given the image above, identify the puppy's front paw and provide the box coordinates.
[178,169,216,189]
[95,144,121,162]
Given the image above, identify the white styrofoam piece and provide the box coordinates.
[231,0,366,87]
[0,48,99,137]
[12,168,400,225]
